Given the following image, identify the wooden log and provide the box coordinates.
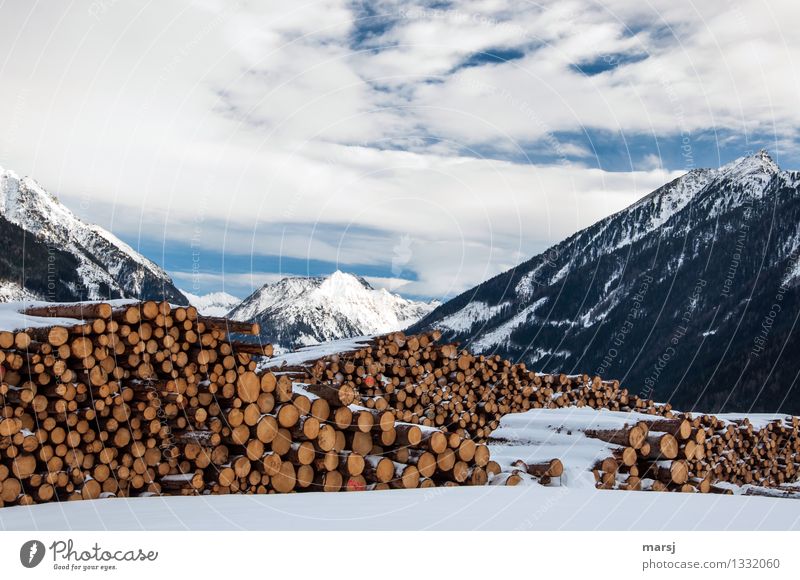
[644,418,692,440]
[23,303,113,320]
[584,425,647,449]
[522,458,564,478]
[644,433,679,460]
[199,317,259,336]
[304,383,356,407]
[229,342,274,357]
[613,447,638,467]
[363,456,394,484]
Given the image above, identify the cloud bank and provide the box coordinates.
[0,0,796,298]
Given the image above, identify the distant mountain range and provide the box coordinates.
[229,271,437,349]
[411,151,800,413]
[0,166,431,351]
[0,166,186,304]
[180,290,241,317]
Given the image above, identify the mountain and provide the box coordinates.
[229,270,437,348]
[0,166,186,304]
[411,150,800,413]
[181,290,241,317]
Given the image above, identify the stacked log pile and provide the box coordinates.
[583,415,800,493]
[0,302,490,507]
[2,303,798,506]
[293,333,800,494]
[302,335,671,443]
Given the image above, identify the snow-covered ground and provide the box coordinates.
[1,485,798,531]
[487,407,659,488]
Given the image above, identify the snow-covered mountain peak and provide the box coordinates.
[719,149,780,179]
[229,271,437,348]
[1,168,167,276]
[413,150,800,412]
[317,270,372,296]
[1,170,72,233]
[0,165,186,303]
[181,290,242,317]
[694,150,785,215]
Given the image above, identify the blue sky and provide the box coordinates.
[1,1,798,299]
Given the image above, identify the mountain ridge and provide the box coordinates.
[229,270,437,349]
[411,150,800,413]
[0,165,187,304]
[181,290,241,317]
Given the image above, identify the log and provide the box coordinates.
[304,383,356,407]
[584,425,647,449]
[23,303,113,320]
[644,433,679,460]
[5,303,799,505]
[199,317,259,336]
[645,418,692,440]
[522,458,564,478]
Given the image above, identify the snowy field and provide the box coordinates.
[1,484,798,531]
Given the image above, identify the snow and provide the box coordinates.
[577,296,618,329]
[180,290,241,317]
[529,347,571,361]
[160,473,195,483]
[713,413,792,429]
[783,241,800,285]
[472,298,547,351]
[716,148,779,191]
[620,150,777,248]
[229,271,435,347]
[632,168,715,235]
[263,335,375,369]
[436,301,509,333]
[0,299,136,332]
[489,407,661,488]
[0,280,39,302]
[0,166,177,300]
[1,485,798,530]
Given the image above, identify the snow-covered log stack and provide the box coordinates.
[590,414,800,493]
[0,302,490,507]
[294,332,800,493]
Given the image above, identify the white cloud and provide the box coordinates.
[0,0,796,299]
[170,270,288,297]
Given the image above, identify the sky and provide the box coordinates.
[0,0,798,300]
